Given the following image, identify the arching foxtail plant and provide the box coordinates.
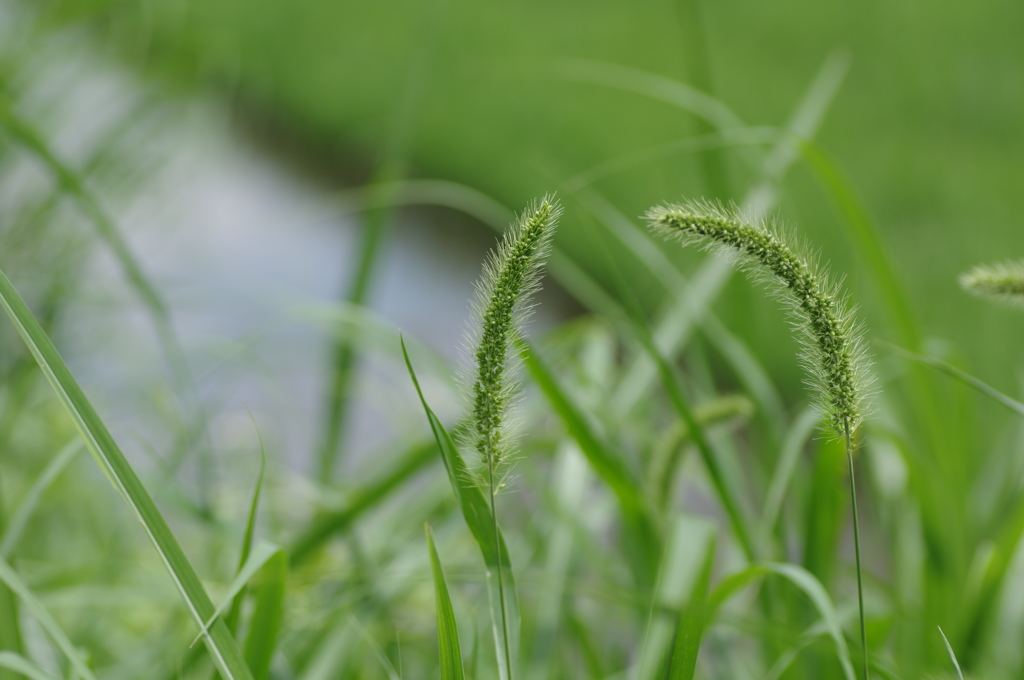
[646,200,873,680]
[959,260,1024,307]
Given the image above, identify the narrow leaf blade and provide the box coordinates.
[426,524,467,680]
[0,267,254,680]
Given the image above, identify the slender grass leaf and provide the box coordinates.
[192,541,285,645]
[635,518,715,680]
[0,267,254,680]
[937,627,964,680]
[0,652,61,680]
[243,549,288,680]
[426,524,467,680]
[666,534,716,680]
[0,439,83,558]
[402,338,519,680]
[0,553,97,680]
[882,342,1024,419]
[517,338,662,589]
[224,418,267,636]
[707,562,856,680]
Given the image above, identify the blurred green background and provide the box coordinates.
[31,0,1024,394]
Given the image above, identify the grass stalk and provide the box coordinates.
[845,418,869,680]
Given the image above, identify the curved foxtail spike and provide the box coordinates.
[646,199,872,437]
[960,260,1024,307]
[466,196,561,487]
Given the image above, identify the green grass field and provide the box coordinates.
[2,1,1024,678]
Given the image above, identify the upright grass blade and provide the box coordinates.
[635,518,716,680]
[666,534,716,680]
[0,267,254,680]
[403,338,519,680]
[0,489,24,680]
[425,524,467,680]
[0,652,61,680]
[225,421,268,635]
[0,553,98,680]
[242,549,287,680]
[517,338,663,590]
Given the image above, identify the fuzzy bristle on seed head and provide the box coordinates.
[959,260,1024,308]
[646,199,872,436]
[465,196,560,486]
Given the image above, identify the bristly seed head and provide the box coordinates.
[646,199,872,436]
[960,260,1024,308]
[467,196,561,488]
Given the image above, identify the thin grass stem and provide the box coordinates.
[845,418,868,680]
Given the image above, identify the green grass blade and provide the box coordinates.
[0,267,254,680]
[0,439,83,558]
[193,542,285,644]
[0,553,97,680]
[707,562,856,680]
[666,534,717,680]
[883,342,1024,419]
[243,550,288,680]
[0,652,62,680]
[937,627,964,680]
[517,338,663,589]
[225,420,267,635]
[635,518,715,680]
[402,338,519,680]
[425,524,467,680]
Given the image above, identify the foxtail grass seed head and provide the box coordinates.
[960,260,1024,307]
[646,200,872,436]
[466,196,561,489]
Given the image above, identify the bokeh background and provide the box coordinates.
[2,1,1024,678]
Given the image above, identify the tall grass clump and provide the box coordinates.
[647,199,873,678]
[959,260,1024,307]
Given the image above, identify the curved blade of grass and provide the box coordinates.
[516,338,663,589]
[0,439,83,558]
[0,553,97,680]
[243,549,288,680]
[426,524,467,680]
[0,267,254,680]
[403,338,519,680]
[938,627,964,680]
[707,562,856,680]
[0,652,62,680]
[192,541,284,645]
[882,341,1024,419]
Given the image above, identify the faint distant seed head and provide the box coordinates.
[960,260,1024,307]
[468,196,560,484]
[646,200,871,436]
